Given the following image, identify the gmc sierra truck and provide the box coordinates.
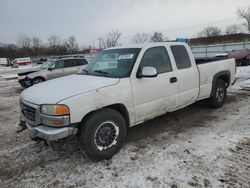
[20,42,236,161]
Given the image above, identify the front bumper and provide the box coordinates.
[26,123,77,141]
[18,78,32,88]
[20,99,77,141]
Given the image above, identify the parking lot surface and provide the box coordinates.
[0,67,250,187]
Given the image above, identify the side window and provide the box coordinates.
[170,45,191,69]
[76,59,88,66]
[51,60,64,69]
[64,59,78,68]
[139,46,172,74]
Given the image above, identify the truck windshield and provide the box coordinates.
[79,48,141,78]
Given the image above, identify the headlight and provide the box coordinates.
[18,75,26,80]
[40,104,70,116]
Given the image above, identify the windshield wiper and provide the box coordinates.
[94,70,119,78]
[81,69,89,74]
[94,70,109,75]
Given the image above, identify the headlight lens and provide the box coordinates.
[41,104,70,116]
[18,75,26,80]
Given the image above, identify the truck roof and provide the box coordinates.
[106,42,187,50]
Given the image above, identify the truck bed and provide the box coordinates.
[195,57,228,64]
[197,58,236,100]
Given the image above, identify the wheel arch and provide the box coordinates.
[32,76,46,81]
[79,103,130,128]
[210,70,230,97]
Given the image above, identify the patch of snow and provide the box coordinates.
[236,65,250,79]
[0,74,18,80]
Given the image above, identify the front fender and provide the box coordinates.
[27,71,46,80]
[58,79,135,126]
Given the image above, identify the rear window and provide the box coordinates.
[76,59,88,66]
[171,45,191,69]
[64,59,78,67]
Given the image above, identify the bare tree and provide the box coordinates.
[31,37,43,56]
[47,35,62,48]
[149,32,165,42]
[64,36,79,53]
[197,26,222,37]
[17,34,31,48]
[237,6,250,33]
[132,33,149,43]
[32,37,42,48]
[100,30,122,49]
[225,24,243,34]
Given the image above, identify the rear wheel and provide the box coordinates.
[208,79,227,108]
[32,77,45,85]
[77,108,127,161]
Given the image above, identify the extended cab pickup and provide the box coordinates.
[20,42,236,161]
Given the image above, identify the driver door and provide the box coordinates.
[131,46,178,123]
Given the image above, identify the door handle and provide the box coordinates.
[170,77,177,83]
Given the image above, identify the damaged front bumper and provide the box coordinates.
[18,77,32,88]
[26,123,77,141]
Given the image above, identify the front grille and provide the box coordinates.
[21,101,36,122]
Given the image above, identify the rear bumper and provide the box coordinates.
[26,123,77,141]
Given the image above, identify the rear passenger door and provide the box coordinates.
[170,45,199,107]
[64,59,81,75]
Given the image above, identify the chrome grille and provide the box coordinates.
[20,101,36,121]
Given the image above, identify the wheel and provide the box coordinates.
[32,77,45,85]
[77,108,127,161]
[209,79,227,108]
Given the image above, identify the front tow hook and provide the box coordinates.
[17,120,27,133]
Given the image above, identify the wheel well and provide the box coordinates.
[33,76,45,81]
[106,104,130,127]
[79,104,130,128]
[217,74,230,87]
[210,71,231,97]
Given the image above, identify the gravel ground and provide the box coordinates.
[0,67,250,188]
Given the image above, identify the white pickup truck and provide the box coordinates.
[20,42,236,161]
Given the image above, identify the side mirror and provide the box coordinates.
[138,66,158,78]
[48,67,53,71]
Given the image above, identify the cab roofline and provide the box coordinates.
[105,42,187,51]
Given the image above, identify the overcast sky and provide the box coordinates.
[0,0,249,46]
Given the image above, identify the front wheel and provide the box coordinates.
[32,77,45,85]
[208,79,227,108]
[77,108,127,161]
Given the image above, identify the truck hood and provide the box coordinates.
[21,74,120,105]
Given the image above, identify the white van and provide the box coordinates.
[0,58,10,66]
[14,57,32,65]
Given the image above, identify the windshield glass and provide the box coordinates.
[230,50,248,56]
[40,61,52,69]
[79,48,141,78]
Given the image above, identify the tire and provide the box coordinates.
[32,77,45,85]
[77,108,127,161]
[208,79,227,108]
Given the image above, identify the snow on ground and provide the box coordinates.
[0,64,39,78]
[0,66,249,187]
